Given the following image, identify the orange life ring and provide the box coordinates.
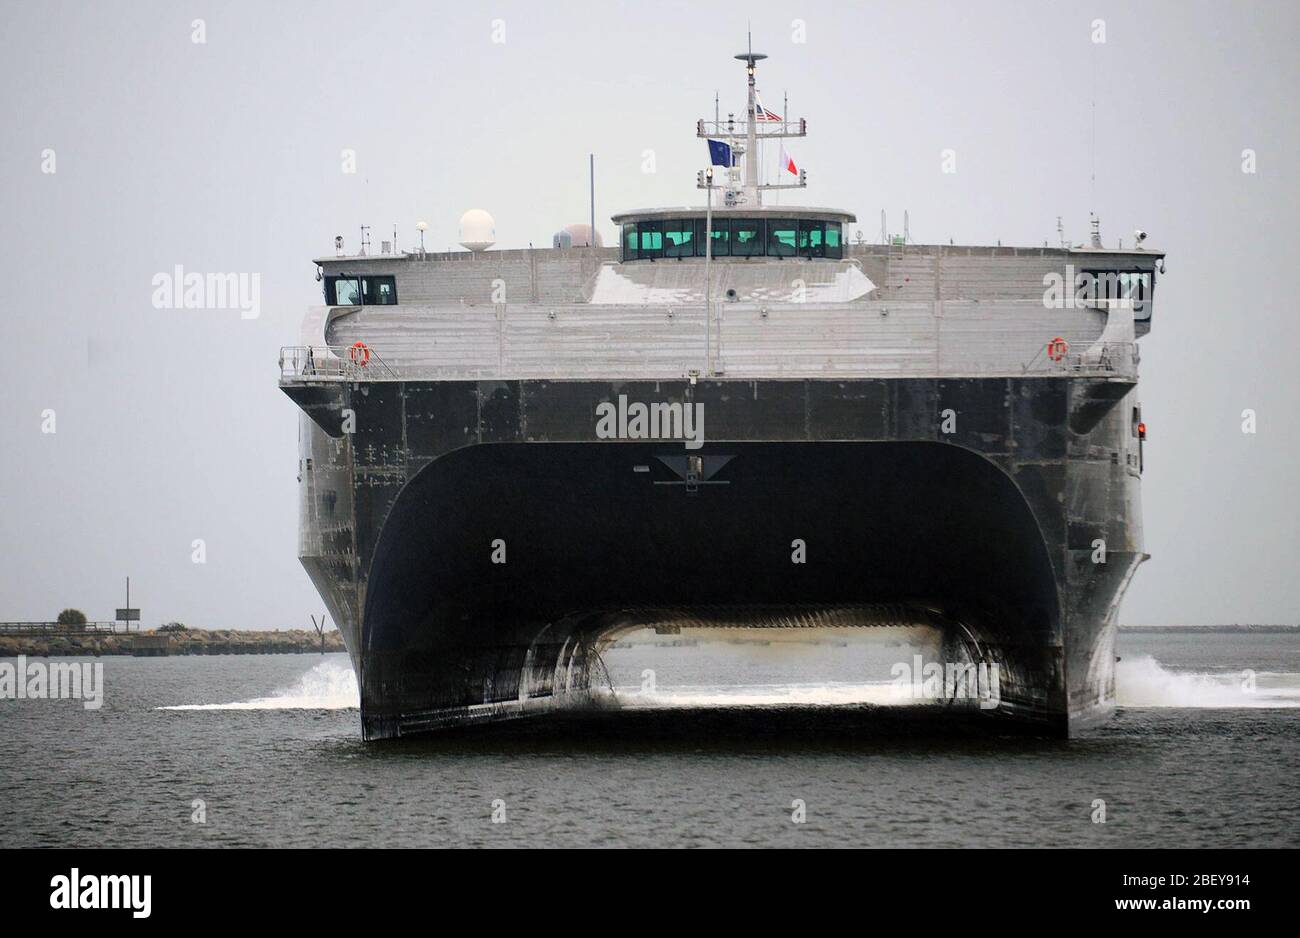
[349,341,371,366]
[1047,336,1068,362]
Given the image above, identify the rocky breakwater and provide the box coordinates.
[0,627,347,658]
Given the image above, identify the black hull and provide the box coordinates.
[287,377,1145,739]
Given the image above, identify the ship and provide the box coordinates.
[280,49,1162,740]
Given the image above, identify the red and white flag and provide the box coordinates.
[779,145,799,176]
[754,91,782,122]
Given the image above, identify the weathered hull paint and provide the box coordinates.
[287,376,1143,739]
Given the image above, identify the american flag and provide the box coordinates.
[754,93,782,122]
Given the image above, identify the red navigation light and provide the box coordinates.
[1138,422,1147,440]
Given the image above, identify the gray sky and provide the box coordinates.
[1,0,1297,628]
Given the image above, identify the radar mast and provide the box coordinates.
[696,37,807,207]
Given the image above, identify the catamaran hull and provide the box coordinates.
[288,376,1144,740]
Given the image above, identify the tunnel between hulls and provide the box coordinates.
[360,441,1064,737]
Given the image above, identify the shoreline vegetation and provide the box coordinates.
[0,626,346,658]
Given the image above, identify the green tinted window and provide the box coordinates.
[799,220,819,253]
[637,222,663,258]
[732,218,764,257]
[664,220,694,258]
[825,223,842,258]
[622,216,843,260]
[767,219,797,257]
[706,218,730,257]
[800,220,831,257]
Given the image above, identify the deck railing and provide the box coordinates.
[279,312,1139,384]
[1021,341,1139,377]
[279,345,399,381]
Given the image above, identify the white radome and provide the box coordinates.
[458,209,496,252]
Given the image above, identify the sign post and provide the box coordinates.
[116,576,140,633]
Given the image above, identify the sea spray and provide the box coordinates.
[158,660,358,711]
[1115,655,1300,708]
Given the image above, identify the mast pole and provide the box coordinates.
[745,48,758,204]
[735,32,766,207]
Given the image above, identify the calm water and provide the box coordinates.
[1,631,1296,848]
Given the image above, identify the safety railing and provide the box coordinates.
[0,621,130,635]
[280,332,1137,383]
[1022,341,1138,379]
[279,345,398,382]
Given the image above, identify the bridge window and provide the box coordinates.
[825,223,843,258]
[691,219,707,256]
[702,218,733,255]
[325,275,397,305]
[766,218,798,257]
[621,222,665,260]
[621,217,847,261]
[664,220,694,258]
[732,218,765,257]
[325,276,361,306]
[1082,268,1153,320]
[798,220,822,257]
[1119,272,1150,308]
[637,221,663,259]
[799,220,843,259]
[362,276,397,305]
[691,214,733,253]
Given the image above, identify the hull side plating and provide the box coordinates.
[289,376,1143,739]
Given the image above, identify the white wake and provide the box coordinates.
[1115,655,1300,708]
[155,655,1298,713]
[159,661,359,711]
[608,657,1300,711]
[605,681,924,708]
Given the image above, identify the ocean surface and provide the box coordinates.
[1,630,1296,848]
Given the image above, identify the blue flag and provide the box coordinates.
[707,139,733,167]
